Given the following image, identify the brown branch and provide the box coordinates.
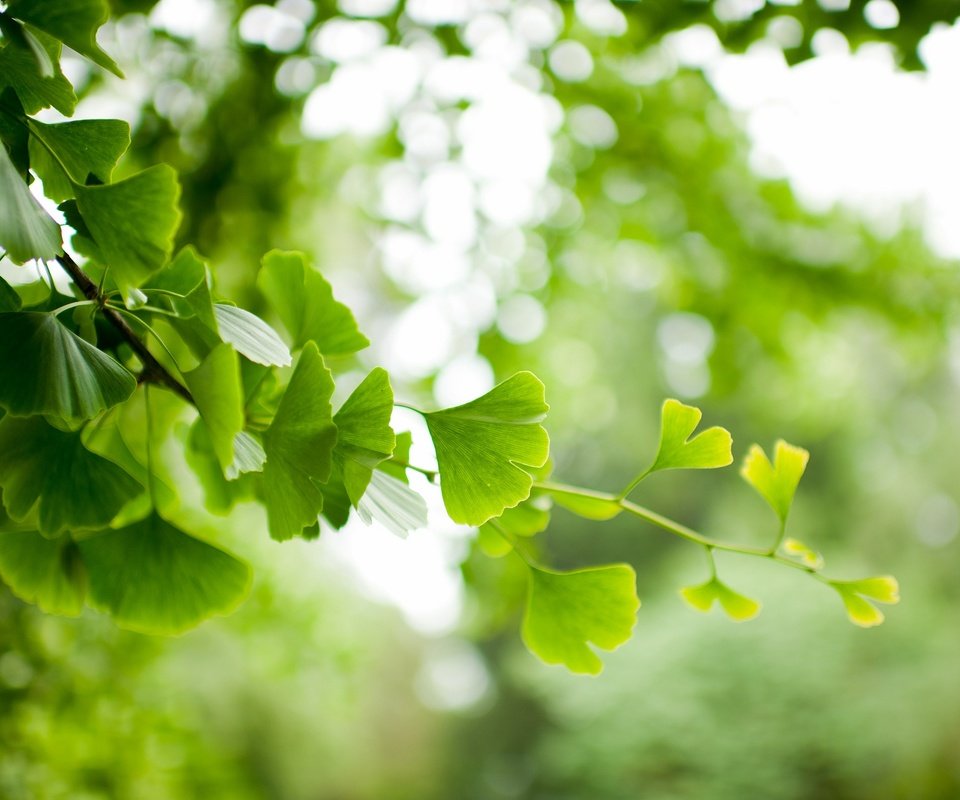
[56,253,194,405]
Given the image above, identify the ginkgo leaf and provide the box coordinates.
[648,399,733,474]
[0,416,141,536]
[741,440,809,523]
[145,246,217,330]
[227,431,266,479]
[476,524,513,558]
[0,277,22,312]
[478,497,552,555]
[333,368,396,505]
[0,140,62,264]
[183,344,244,472]
[0,312,136,421]
[378,430,413,484]
[425,372,550,526]
[27,118,130,201]
[260,343,338,540]
[0,531,85,616]
[8,0,123,76]
[74,165,181,304]
[522,564,639,675]
[213,304,292,367]
[79,512,251,634]
[679,577,762,621]
[258,249,369,355]
[831,576,900,628]
[547,484,623,521]
[782,537,823,569]
[356,470,428,539]
[0,26,76,115]
[182,421,255,516]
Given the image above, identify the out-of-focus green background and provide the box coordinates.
[3,1,960,797]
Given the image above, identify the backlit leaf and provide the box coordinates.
[183,343,244,472]
[831,576,900,628]
[0,276,22,311]
[782,537,824,569]
[145,246,217,330]
[0,416,141,536]
[27,118,129,201]
[0,312,135,421]
[425,372,550,526]
[356,470,427,539]
[522,564,639,675]
[74,165,181,304]
[8,0,123,76]
[213,304,292,367]
[0,140,62,264]
[0,531,85,615]
[547,484,622,521]
[0,26,76,115]
[679,577,762,621]
[259,343,338,540]
[258,249,369,355]
[741,440,809,523]
[647,399,733,474]
[79,512,251,634]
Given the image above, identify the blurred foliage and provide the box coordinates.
[3,0,960,797]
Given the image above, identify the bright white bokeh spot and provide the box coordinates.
[497,294,547,344]
[713,0,765,23]
[415,639,492,711]
[150,0,223,44]
[422,165,477,247]
[433,353,495,407]
[548,40,594,82]
[381,228,472,292]
[657,312,715,365]
[312,19,387,62]
[664,24,724,69]
[339,0,398,17]
[238,5,305,52]
[575,0,628,37]
[385,296,457,378]
[568,104,619,149]
[511,1,563,49]
[479,180,536,226]
[864,0,900,30]
[406,0,473,26]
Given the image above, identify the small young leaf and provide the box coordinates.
[0,416,142,536]
[8,0,123,77]
[425,372,550,526]
[679,577,762,621]
[0,312,136,421]
[0,141,62,264]
[647,399,733,474]
[27,118,130,202]
[0,26,76,115]
[333,367,396,505]
[522,564,639,675]
[741,440,809,523]
[213,304,292,367]
[260,343,338,540]
[831,576,900,628]
[183,344,244,472]
[0,531,85,616]
[781,537,824,569]
[258,249,369,355]
[79,512,251,635]
[74,165,181,304]
[356,470,428,539]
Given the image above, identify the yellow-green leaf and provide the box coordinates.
[741,440,809,523]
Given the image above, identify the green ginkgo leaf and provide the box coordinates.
[8,0,123,76]
[0,277,22,312]
[27,118,130,201]
[0,140,62,264]
[782,537,823,569]
[73,165,181,304]
[213,304,292,367]
[522,564,639,675]
[145,246,217,330]
[0,26,76,115]
[258,249,369,355]
[478,497,552,556]
[0,416,141,536]
[0,531,85,616]
[647,399,733,474]
[547,484,623,521]
[378,430,413,484]
[476,524,513,558]
[333,367,396,505]
[425,372,550,526]
[79,512,251,634]
[741,440,809,523]
[831,576,900,628]
[0,312,135,421]
[183,343,244,472]
[260,343,338,540]
[182,421,256,516]
[679,577,762,621]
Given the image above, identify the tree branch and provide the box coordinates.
[56,252,194,405]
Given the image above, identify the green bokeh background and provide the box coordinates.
[2,1,959,797]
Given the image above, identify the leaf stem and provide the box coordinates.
[393,402,425,415]
[56,252,194,405]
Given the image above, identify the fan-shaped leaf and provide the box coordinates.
[183,343,244,472]
[0,312,135,421]
[425,372,550,526]
[648,399,733,474]
[679,577,762,621]
[741,440,809,523]
[79,513,251,634]
[0,416,141,536]
[356,470,427,539]
[213,304,292,367]
[831,576,900,628]
[0,531,85,615]
[334,367,395,505]
[0,141,62,264]
[0,26,76,115]
[522,564,639,675]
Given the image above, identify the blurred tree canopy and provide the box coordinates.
[2,0,960,797]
